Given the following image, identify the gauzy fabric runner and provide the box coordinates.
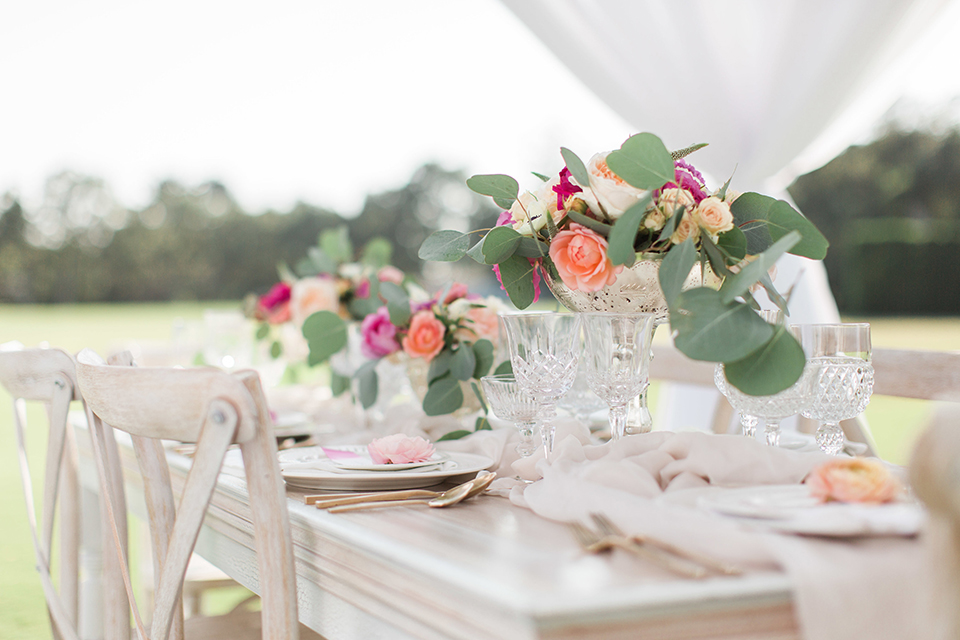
[490,429,934,640]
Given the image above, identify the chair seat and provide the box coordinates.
[183,610,326,639]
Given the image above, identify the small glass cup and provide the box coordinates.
[481,374,539,460]
[499,313,582,459]
[790,323,874,455]
[580,313,657,441]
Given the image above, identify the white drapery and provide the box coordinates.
[501,0,958,430]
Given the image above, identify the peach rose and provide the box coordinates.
[805,458,902,504]
[693,196,734,236]
[289,277,340,327]
[456,306,500,343]
[549,223,624,292]
[402,310,446,361]
[367,434,435,464]
[669,212,700,245]
[576,152,649,220]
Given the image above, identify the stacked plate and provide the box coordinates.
[279,445,496,491]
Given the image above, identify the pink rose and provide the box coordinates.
[256,282,292,324]
[402,310,446,361]
[443,282,469,304]
[805,458,901,504]
[360,306,401,359]
[290,277,341,327]
[367,434,435,464]
[377,265,405,285]
[456,306,499,343]
[548,223,623,292]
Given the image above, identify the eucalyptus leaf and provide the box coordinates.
[494,360,513,376]
[758,272,789,316]
[656,206,685,244]
[607,200,650,267]
[466,237,486,263]
[723,326,805,396]
[481,225,522,264]
[466,174,519,210]
[659,239,698,307]
[719,231,800,304]
[515,236,548,258]
[731,193,828,259]
[566,210,612,237]
[717,225,748,262]
[437,429,471,442]
[302,311,347,366]
[419,230,471,262]
[532,171,550,182]
[270,340,282,359]
[470,381,489,415]
[699,232,733,278]
[671,288,774,362]
[560,147,590,187]
[356,367,378,409]
[320,226,353,264]
[428,351,452,383]
[330,372,350,397]
[422,376,464,416]
[255,323,269,340]
[498,255,537,309]
[474,415,492,431]
[348,295,380,320]
[472,339,495,378]
[450,345,477,381]
[307,247,337,275]
[380,281,411,326]
[360,237,392,268]
[606,132,675,190]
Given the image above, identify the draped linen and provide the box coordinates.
[501,0,957,430]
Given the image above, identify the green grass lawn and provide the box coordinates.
[0,304,957,637]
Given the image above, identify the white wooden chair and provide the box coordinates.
[0,345,129,640]
[75,349,319,640]
[651,344,960,457]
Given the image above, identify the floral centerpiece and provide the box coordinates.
[418,132,829,396]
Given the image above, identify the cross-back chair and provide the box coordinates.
[0,345,128,640]
[651,344,960,457]
[75,349,308,640]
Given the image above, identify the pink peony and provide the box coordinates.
[805,458,901,504]
[549,223,623,292]
[359,306,401,359]
[256,282,292,324]
[367,434,436,464]
[402,310,446,361]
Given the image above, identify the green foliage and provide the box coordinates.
[565,210,612,236]
[428,350,452,383]
[723,325,805,396]
[659,239,698,307]
[560,147,590,186]
[605,133,675,190]
[471,339,494,379]
[355,364,378,409]
[379,281,411,326]
[466,174,519,210]
[330,372,351,397]
[418,230,471,262]
[607,200,649,267]
[719,231,800,304]
[437,429,472,442]
[361,237,392,268]
[672,288,774,362]
[422,376,464,416]
[301,311,347,366]
[480,225,521,264]
[494,360,513,376]
[450,345,477,381]
[731,193,828,260]
[497,254,537,309]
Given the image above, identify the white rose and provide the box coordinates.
[290,277,340,327]
[447,297,473,321]
[575,152,649,221]
[693,196,734,236]
[657,188,696,218]
[511,178,563,237]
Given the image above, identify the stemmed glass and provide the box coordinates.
[791,323,874,455]
[481,374,539,462]
[580,313,657,441]
[499,313,582,459]
[558,348,608,430]
[714,362,820,446]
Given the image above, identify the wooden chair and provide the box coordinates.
[0,345,129,640]
[75,349,318,640]
[651,344,960,457]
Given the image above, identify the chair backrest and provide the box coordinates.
[75,349,300,640]
[651,345,960,456]
[0,346,82,640]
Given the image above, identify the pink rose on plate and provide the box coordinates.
[367,434,436,464]
[805,458,902,504]
[402,310,447,361]
[549,223,623,292]
[360,306,401,359]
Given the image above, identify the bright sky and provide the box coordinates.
[1,0,958,216]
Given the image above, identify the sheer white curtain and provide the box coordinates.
[501,0,958,430]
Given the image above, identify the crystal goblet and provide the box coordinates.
[499,313,582,459]
[558,348,608,431]
[580,313,657,442]
[791,323,874,455]
[480,374,539,460]
[715,362,820,446]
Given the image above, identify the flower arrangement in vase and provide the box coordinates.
[419,132,829,396]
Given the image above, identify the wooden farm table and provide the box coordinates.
[75,426,800,640]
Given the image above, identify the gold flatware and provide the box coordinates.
[326,472,496,513]
[567,520,707,579]
[590,513,743,576]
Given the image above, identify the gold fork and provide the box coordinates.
[590,513,743,576]
[567,520,707,579]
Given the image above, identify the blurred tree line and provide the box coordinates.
[1,123,959,314]
[0,164,500,303]
[789,123,960,314]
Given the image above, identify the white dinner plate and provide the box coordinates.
[277,445,496,490]
[696,484,925,537]
[311,445,448,471]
